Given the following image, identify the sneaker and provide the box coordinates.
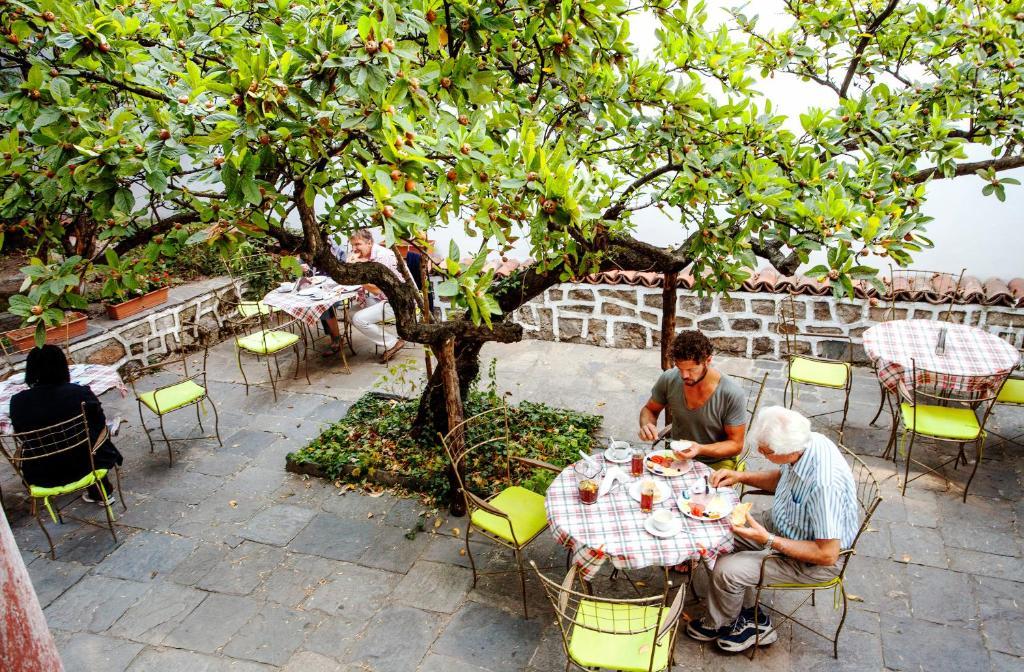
[685,618,730,642]
[716,608,777,653]
[82,492,117,506]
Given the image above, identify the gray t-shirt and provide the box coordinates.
[651,369,748,456]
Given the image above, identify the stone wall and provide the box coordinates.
[438,283,1024,364]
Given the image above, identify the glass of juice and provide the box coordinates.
[640,480,656,513]
[575,461,601,505]
[630,447,645,477]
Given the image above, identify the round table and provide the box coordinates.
[545,454,738,581]
[862,320,1020,395]
[261,277,360,328]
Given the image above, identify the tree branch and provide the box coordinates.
[839,0,901,99]
[603,162,685,221]
[111,211,197,256]
[908,154,1024,184]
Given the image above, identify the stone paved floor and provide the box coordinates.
[4,335,1023,671]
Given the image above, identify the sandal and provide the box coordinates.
[320,342,342,358]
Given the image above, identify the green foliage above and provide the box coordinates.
[1,0,1022,329]
[288,389,601,502]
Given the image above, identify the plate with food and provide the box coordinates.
[627,478,672,505]
[644,450,692,477]
[678,493,734,521]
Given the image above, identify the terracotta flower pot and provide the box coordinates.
[3,312,89,352]
[105,286,170,320]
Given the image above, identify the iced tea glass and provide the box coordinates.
[630,448,645,478]
[575,461,601,505]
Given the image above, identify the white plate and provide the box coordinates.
[644,515,683,538]
[644,450,693,478]
[677,494,733,522]
[276,284,293,293]
[603,448,632,464]
[627,479,672,505]
[297,288,320,297]
[310,276,327,285]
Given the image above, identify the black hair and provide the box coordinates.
[24,344,71,386]
[670,330,714,363]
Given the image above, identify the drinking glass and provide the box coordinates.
[630,447,645,478]
[575,461,601,505]
[640,481,656,513]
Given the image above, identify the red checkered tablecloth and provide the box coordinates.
[261,278,360,328]
[0,364,128,434]
[862,320,1020,395]
[546,456,738,581]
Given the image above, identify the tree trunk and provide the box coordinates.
[435,337,468,516]
[660,271,677,371]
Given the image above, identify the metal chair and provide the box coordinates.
[741,444,882,659]
[989,335,1023,449]
[653,371,768,473]
[888,359,1010,501]
[0,404,126,559]
[226,301,311,403]
[869,266,967,426]
[125,326,222,467]
[440,403,561,619]
[532,562,686,672]
[779,294,852,440]
[221,249,285,321]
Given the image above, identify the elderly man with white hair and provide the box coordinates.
[685,406,860,653]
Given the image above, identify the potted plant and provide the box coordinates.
[5,256,92,351]
[97,250,172,320]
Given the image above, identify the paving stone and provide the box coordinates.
[55,524,135,566]
[855,520,893,559]
[420,535,493,570]
[54,631,145,672]
[880,614,990,671]
[289,513,378,562]
[393,561,473,614]
[357,524,431,573]
[125,647,274,671]
[889,521,948,568]
[26,558,90,608]
[162,593,262,654]
[168,541,232,586]
[221,428,283,457]
[320,490,396,519]
[168,494,266,544]
[525,622,568,672]
[301,615,368,659]
[44,575,150,633]
[223,602,321,665]
[95,531,197,582]
[189,451,253,477]
[304,562,400,620]
[282,650,347,672]
[418,653,493,672]
[195,541,287,596]
[305,398,353,423]
[973,575,1024,656]
[842,555,911,617]
[108,581,206,645]
[239,503,316,546]
[432,602,543,672]
[113,495,192,532]
[343,605,440,672]
[383,496,434,530]
[254,552,341,607]
[152,471,224,505]
[223,464,289,493]
[907,564,979,629]
[991,651,1024,672]
[939,518,1021,558]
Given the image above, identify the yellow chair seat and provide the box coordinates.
[237,330,300,355]
[138,380,206,414]
[470,486,547,545]
[706,456,744,472]
[29,469,108,499]
[238,301,274,318]
[900,403,981,441]
[997,379,1024,405]
[568,600,672,672]
[789,357,849,388]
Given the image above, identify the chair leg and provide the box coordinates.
[514,547,529,619]
[138,401,155,454]
[159,414,173,467]
[208,395,223,447]
[266,354,278,403]
[964,436,985,503]
[36,508,56,560]
[195,402,204,433]
[833,586,849,659]
[113,466,127,513]
[236,347,250,397]
[96,478,118,543]
[869,382,887,427]
[783,378,794,409]
[901,431,916,496]
[839,383,850,442]
[464,523,477,588]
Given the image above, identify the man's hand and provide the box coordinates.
[710,469,742,488]
[732,511,769,545]
[638,423,659,442]
[671,441,701,460]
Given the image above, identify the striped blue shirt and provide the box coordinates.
[771,433,860,549]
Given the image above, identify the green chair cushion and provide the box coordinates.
[237,330,300,355]
[238,301,274,318]
[138,380,206,414]
[900,402,981,441]
[997,378,1024,405]
[789,357,849,388]
[568,600,673,672]
[30,469,108,498]
[470,486,547,545]
[706,456,744,472]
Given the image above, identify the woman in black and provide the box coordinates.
[10,345,123,504]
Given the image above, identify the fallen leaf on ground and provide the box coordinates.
[848,594,864,602]
[459,548,466,556]
[228,500,238,508]
[452,527,460,537]
[433,518,443,529]
[899,554,911,563]
[368,490,386,498]
[367,512,374,518]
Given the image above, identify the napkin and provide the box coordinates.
[598,466,629,498]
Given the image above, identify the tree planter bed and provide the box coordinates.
[105,287,170,320]
[3,312,89,352]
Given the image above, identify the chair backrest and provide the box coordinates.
[886,265,965,323]
[777,294,805,357]
[439,404,514,514]
[0,404,98,487]
[532,562,682,672]
[123,322,214,392]
[835,444,882,578]
[731,372,769,425]
[900,359,1010,436]
[221,249,286,302]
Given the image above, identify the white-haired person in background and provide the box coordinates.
[685,406,860,654]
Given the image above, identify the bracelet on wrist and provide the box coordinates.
[764,533,776,550]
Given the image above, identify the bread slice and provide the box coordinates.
[730,502,753,527]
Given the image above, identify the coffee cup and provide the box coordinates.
[651,509,673,531]
[609,440,630,460]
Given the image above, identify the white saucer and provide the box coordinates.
[603,448,632,464]
[297,288,320,297]
[627,479,672,505]
[644,516,682,538]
